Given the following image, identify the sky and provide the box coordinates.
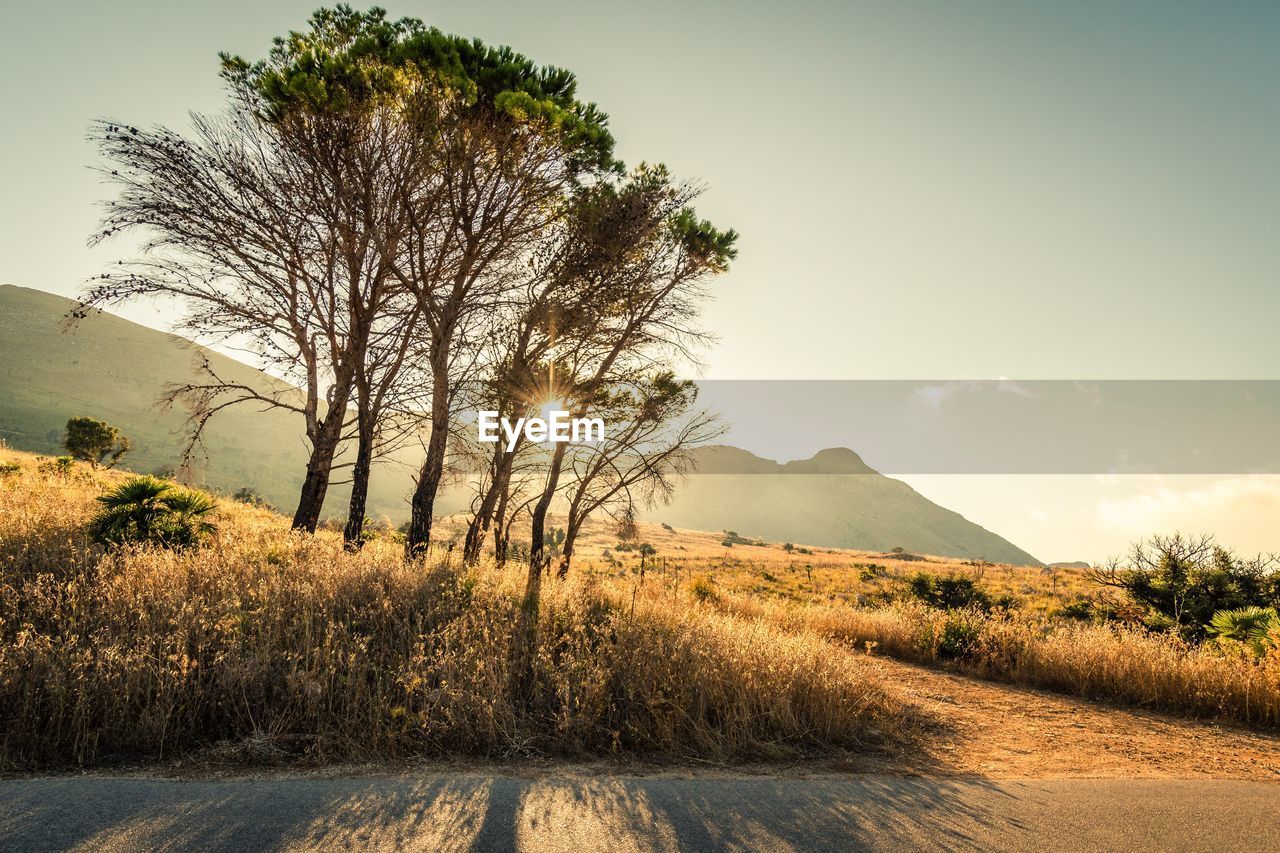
[2,0,1278,560]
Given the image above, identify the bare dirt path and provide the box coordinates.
[864,654,1280,779]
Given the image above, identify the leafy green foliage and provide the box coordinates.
[907,572,993,612]
[64,416,131,468]
[232,486,274,510]
[542,526,566,556]
[936,614,982,660]
[1092,535,1280,638]
[90,477,217,549]
[219,4,618,171]
[1208,607,1279,657]
[36,456,76,478]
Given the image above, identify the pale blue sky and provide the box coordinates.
[3,0,1278,380]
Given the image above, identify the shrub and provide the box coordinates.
[232,487,274,510]
[36,456,76,478]
[1058,597,1095,621]
[690,575,719,603]
[936,613,982,660]
[0,461,20,478]
[90,477,217,549]
[907,572,992,611]
[858,564,886,582]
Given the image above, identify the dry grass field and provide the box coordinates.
[0,450,901,770]
[2,448,1278,774]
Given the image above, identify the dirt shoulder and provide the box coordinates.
[870,655,1280,780]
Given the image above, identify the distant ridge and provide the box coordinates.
[644,445,1042,565]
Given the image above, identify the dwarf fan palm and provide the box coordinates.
[90,476,217,548]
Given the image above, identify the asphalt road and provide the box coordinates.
[0,773,1276,852]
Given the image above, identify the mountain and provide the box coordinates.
[0,284,430,521]
[643,445,1042,565]
[0,285,1038,563]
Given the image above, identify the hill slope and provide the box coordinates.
[0,285,1037,562]
[0,284,426,520]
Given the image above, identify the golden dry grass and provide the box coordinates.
[708,592,1280,727]
[0,451,899,769]
[4,446,1278,774]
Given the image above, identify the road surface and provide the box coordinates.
[0,774,1276,851]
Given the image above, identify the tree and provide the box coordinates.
[555,373,723,575]
[508,169,734,700]
[64,417,131,468]
[222,6,622,558]
[523,168,737,579]
[1087,534,1280,637]
[82,106,370,533]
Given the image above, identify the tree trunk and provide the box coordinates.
[342,412,375,550]
[512,441,572,698]
[528,442,569,575]
[464,448,509,565]
[556,503,583,578]
[405,369,450,558]
[291,416,344,533]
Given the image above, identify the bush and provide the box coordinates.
[1058,597,1095,621]
[90,477,218,549]
[936,614,982,660]
[0,461,20,478]
[1090,534,1280,639]
[689,575,719,603]
[232,487,274,510]
[907,572,992,611]
[36,456,76,478]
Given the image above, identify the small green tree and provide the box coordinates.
[90,476,217,548]
[64,417,131,468]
